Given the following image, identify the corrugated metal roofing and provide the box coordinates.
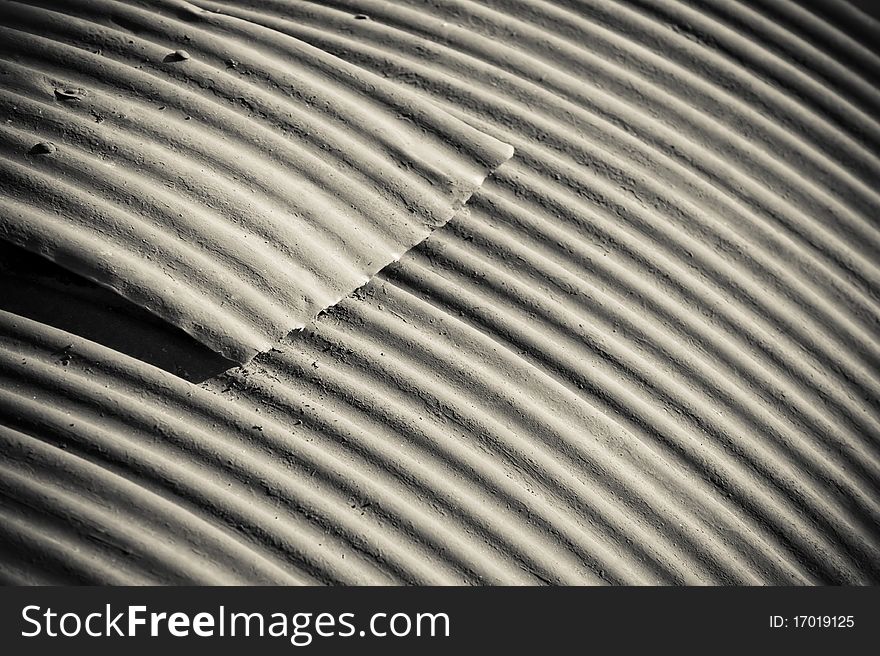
[1,0,879,584]
[0,0,513,364]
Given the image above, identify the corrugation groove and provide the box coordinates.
[0,0,513,364]
[0,0,878,585]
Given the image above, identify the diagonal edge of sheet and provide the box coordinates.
[0,240,236,381]
[0,0,514,366]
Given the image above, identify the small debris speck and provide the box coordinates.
[164,49,191,62]
[29,142,56,155]
[54,88,83,102]
[354,14,369,20]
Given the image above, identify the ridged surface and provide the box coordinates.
[0,240,234,381]
[0,0,513,364]
[1,0,879,584]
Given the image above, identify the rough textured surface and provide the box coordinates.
[1,0,879,585]
[0,0,513,364]
[203,0,880,583]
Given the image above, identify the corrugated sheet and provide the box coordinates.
[1,0,879,584]
[0,0,513,364]
[190,0,880,582]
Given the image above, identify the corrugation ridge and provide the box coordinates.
[0,81,364,295]
[330,0,880,283]
[0,387,353,585]
[0,307,792,585]
[0,346,399,585]
[483,133,880,376]
[0,502,148,585]
[0,424,305,585]
[674,0,880,113]
[5,0,486,214]
[469,0,880,189]
[0,158,289,341]
[0,60,373,296]
[217,363,627,584]
[608,0,880,143]
[471,153,880,421]
[191,0,880,580]
[0,458,232,585]
[498,157,880,423]
[1,318,632,584]
[786,0,880,60]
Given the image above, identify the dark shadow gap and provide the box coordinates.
[0,241,235,383]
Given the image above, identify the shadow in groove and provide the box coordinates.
[0,241,235,383]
